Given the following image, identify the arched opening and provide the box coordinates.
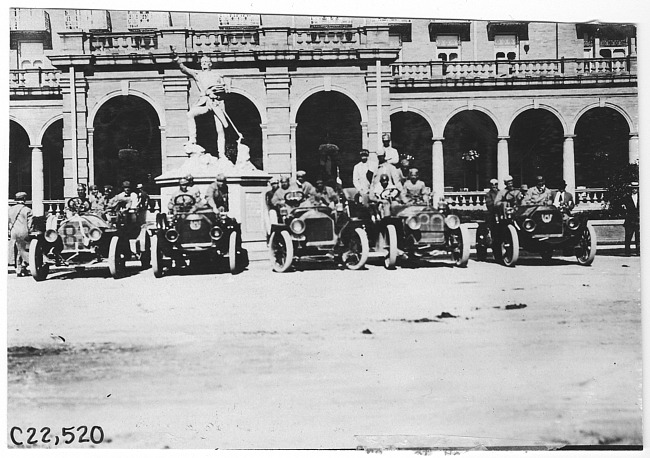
[93,95,162,193]
[295,91,362,187]
[42,119,64,199]
[509,109,564,188]
[390,111,433,186]
[442,111,498,191]
[574,107,630,187]
[225,93,263,170]
[9,120,31,199]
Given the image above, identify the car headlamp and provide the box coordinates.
[44,229,59,243]
[567,217,579,231]
[210,226,223,240]
[445,214,461,230]
[522,219,536,232]
[290,219,306,235]
[406,216,421,231]
[89,227,103,241]
[165,228,179,242]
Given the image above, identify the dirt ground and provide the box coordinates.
[6,252,642,449]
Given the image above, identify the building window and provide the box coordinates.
[494,34,517,60]
[127,11,152,30]
[436,34,461,61]
[310,16,353,27]
[64,10,80,30]
[217,14,261,28]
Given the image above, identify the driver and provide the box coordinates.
[107,181,138,213]
[271,175,292,209]
[494,175,522,213]
[66,183,92,216]
[370,173,400,218]
[168,177,198,214]
[206,174,229,214]
[527,175,553,205]
[401,168,427,204]
[303,179,339,208]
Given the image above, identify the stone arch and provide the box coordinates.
[41,118,65,199]
[223,92,264,170]
[37,114,64,145]
[441,105,502,139]
[228,86,268,125]
[290,85,368,124]
[88,89,166,129]
[389,106,436,135]
[9,119,32,199]
[389,109,434,186]
[507,104,569,137]
[9,115,35,145]
[570,101,636,136]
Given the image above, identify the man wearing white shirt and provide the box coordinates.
[381,133,400,166]
[353,149,373,199]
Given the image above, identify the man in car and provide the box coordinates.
[552,180,575,213]
[381,133,400,166]
[88,185,103,212]
[308,179,339,208]
[519,184,530,205]
[168,177,198,214]
[184,173,202,201]
[67,183,92,216]
[401,168,427,204]
[494,175,522,213]
[107,181,138,213]
[271,175,292,208]
[371,149,403,192]
[265,176,280,209]
[353,149,373,205]
[527,175,553,205]
[294,170,315,197]
[371,173,401,218]
[397,157,411,185]
[485,178,499,216]
[8,191,33,276]
[135,183,150,212]
[206,174,229,214]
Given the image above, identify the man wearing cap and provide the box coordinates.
[308,179,339,209]
[494,175,522,212]
[371,148,403,192]
[519,184,530,205]
[401,168,428,204]
[168,177,197,214]
[108,181,138,212]
[485,178,500,217]
[622,181,640,256]
[353,149,373,202]
[381,133,400,166]
[8,192,33,276]
[271,175,292,208]
[370,173,401,218]
[206,174,229,214]
[293,170,315,197]
[265,177,280,209]
[397,157,411,185]
[88,185,103,213]
[65,183,93,216]
[135,183,150,212]
[527,175,553,206]
[171,47,229,156]
[552,180,575,213]
[184,174,202,201]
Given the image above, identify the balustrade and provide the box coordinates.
[292,28,362,49]
[89,32,158,54]
[10,69,61,89]
[192,30,260,51]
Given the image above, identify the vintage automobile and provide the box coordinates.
[28,197,150,281]
[345,189,470,269]
[151,194,248,277]
[476,204,597,267]
[268,190,369,272]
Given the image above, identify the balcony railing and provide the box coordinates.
[192,30,260,52]
[89,32,159,54]
[10,69,61,89]
[292,27,364,49]
[392,57,635,82]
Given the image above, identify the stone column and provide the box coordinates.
[563,135,576,193]
[87,128,95,185]
[265,69,292,176]
[289,123,297,177]
[30,144,44,216]
[629,133,639,164]
[497,136,510,189]
[361,122,368,150]
[162,76,190,172]
[431,137,445,199]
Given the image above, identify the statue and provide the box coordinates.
[234,140,260,173]
[171,46,236,157]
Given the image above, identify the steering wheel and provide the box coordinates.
[68,197,91,213]
[380,188,400,200]
[285,190,305,207]
[174,194,196,209]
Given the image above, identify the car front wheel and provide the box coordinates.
[29,239,49,281]
[343,227,369,270]
[500,225,519,267]
[451,224,470,267]
[576,223,597,266]
[140,231,152,269]
[108,236,125,278]
[151,234,164,278]
[228,231,239,273]
[377,224,398,269]
[270,230,293,273]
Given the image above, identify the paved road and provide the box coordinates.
[6,252,642,449]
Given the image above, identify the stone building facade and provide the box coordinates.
[9,9,638,215]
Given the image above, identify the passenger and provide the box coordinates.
[168,177,197,214]
[265,177,280,209]
[552,180,575,213]
[308,179,339,208]
[370,173,401,218]
[293,170,315,197]
[107,181,138,213]
[485,178,500,217]
[352,149,373,205]
[494,175,522,213]
[401,168,427,204]
[519,184,530,205]
[206,174,229,214]
[397,157,411,185]
[527,175,553,205]
[88,185,103,213]
[370,149,403,191]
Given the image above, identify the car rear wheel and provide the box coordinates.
[377,224,398,269]
[140,231,151,269]
[151,235,164,278]
[576,223,597,266]
[228,231,238,273]
[108,236,125,278]
[28,239,49,281]
[500,225,519,267]
[452,225,470,267]
[270,230,293,273]
[343,227,369,270]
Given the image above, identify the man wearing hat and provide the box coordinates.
[353,149,373,202]
[494,175,522,212]
[485,178,500,217]
[135,183,150,212]
[622,181,640,256]
[206,174,229,214]
[265,176,280,209]
[401,168,428,204]
[381,133,400,166]
[271,175,292,208]
[552,180,575,213]
[293,170,315,197]
[108,181,138,212]
[8,192,33,276]
[168,177,196,214]
[527,175,553,205]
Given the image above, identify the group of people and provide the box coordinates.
[485,175,575,218]
[77,181,151,218]
[266,171,340,211]
[168,174,230,215]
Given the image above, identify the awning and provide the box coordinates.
[428,21,471,41]
[486,22,529,41]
